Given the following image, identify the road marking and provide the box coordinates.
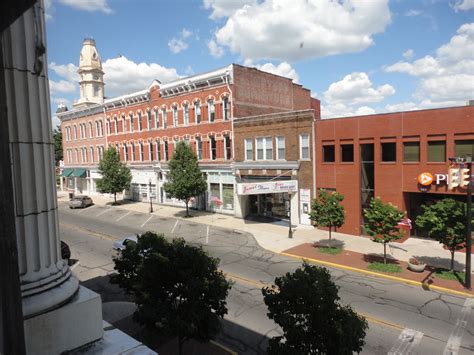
[96,207,111,217]
[116,211,131,222]
[206,225,209,244]
[171,220,179,234]
[140,215,153,228]
[443,297,474,355]
[388,328,424,355]
[59,222,116,241]
[209,340,237,355]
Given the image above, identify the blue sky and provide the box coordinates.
[45,0,474,125]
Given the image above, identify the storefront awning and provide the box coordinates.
[61,168,74,177]
[70,168,87,178]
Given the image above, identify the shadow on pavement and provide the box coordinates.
[413,255,465,272]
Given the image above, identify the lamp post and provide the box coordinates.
[288,191,293,239]
[465,155,472,290]
[149,178,154,213]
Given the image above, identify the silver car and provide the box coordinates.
[68,195,94,209]
[113,236,138,251]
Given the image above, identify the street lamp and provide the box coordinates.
[148,178,154,213]
[288,192,293,239]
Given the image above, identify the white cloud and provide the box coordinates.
[385,23,474,105]
[185,65,194,75]
[207,39,224,58]
[402,49,415,59]
[321,103,377,118]
[49,79,76,94]
[44,0,53,20]
[203,0,257,19]
[49,62,79,82]
[385,102,419,112]
[452,0,474,11]
[58,0,112,14]
[405,9,422,17]
[102,56,181,97]
[168,29,194,54]
[324,72,395,106]
[210,0,391,62]
[256,62,299,83]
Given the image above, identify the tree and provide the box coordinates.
[262,263,368,354]
[96,147,132,204]
[112,232,231,355]
[164,141,207,217]
[53,125,63,166]
[363,197,405,264]
[416,198,472,271]
[309,189,345,241]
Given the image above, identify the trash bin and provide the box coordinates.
[68,192,74,200]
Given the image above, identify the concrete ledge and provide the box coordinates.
[24,286,103,354]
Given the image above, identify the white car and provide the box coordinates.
[113,236,138,251]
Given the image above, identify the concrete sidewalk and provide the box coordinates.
[58,191,472,272]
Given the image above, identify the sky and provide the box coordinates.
[45,0,474,126]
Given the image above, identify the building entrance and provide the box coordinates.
[249,193,288,220]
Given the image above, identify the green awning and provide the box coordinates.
[61,168,74,177]
[70,168,87,178]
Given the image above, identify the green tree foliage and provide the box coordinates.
[363,198,405,264]
[164,141,207,217]
[309,189,345,241]
[112,232,231,355]
[262,263,368,354]
[416,198,472,271]
[96,147,132,204]
[53,125,63,166]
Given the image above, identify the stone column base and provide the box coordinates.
[24,286,103,354]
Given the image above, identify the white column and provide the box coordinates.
[2,2,78,319]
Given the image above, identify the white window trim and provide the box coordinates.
[299,134,310,160]
[208,99,215,122]
[255,136,273,160]
[195,102,201,123]
[173,107,178,127]
[183,104,189,126]
[276,136,286,160]
[162,109,167,129]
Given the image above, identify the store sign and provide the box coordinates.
[417,168,470,191]
[237,180,298,195]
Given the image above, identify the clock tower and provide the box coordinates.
[74,38,105,108]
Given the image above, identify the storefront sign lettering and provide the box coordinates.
[237,180,298,195]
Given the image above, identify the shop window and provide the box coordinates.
[428,141,446,162]
[147,111,152,130]
[245,138,253,160]
[222,184,234,209]
[195,102,201,123]
[323,145,335,162]
[455,139,474,158]
[164,141,169,161]
[161,108,167,129]
[210,183,220,207]
[196,138,203,160]
[210,136,217,160]
[224,135,231,160]
[341,144,354,162]
[300,134,310,160]
[223,97,230,120]
[381,142,396,162]
[183,104,189,126]
[173,106,178,127]
[208,99,215,122]
[276,136,285,160]
[403,142,420,162]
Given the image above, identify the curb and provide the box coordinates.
[279,252,474,299]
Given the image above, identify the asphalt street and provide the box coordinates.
[59,202,474,354]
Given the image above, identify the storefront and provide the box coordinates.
[235,179,300,225]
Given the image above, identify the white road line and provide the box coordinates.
[140,215,153,228]
[388,328,424,355]
[96,208,111,217]
[206,225,210,244]
[116,211,131,222]
[171,220,179,234]
[443,298,474,355]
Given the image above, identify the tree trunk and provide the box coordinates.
[328,226,332,241]
[450,248,455,271]
[383,242,387,264]
[114,192,117,205]
[178,335,183,355]
[185,200,189,217]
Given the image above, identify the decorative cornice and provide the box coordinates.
[233,161,300,170]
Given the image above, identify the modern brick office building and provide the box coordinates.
[315,105,474,236]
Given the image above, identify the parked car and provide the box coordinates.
[68,195,94,209]
[113,236,138,251]
[61,241,71,260]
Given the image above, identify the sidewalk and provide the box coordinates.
[74,193,471,273]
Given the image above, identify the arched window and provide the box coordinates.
[161,108,167,128]
[208,99,215,122]
[154,109,159,129]
[194,101,201,124]
[173,106,178,127]
[183,103,189,126]
[147,110,152,130]
[222,96,230,120]
[90,147,94,163]
[114,117,118,134]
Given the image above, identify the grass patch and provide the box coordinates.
[367,262,402,273]
[434,269,465,281]
[317,247,343,255]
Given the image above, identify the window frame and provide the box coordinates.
[245,138,253,161]
[276,136,285,160]
[299,134,310,160]
[403,141,420,162]
[194,101,201,123]
[208,99,215,122]
[427,140,446,162]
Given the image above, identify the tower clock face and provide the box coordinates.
[93,75,99,80]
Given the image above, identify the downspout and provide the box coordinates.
[312,112,317,199]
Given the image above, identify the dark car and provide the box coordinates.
[68,195,94,209]
[61,241,71,260]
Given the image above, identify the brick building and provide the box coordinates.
[59,39,317,220]
[315,105,474,236]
